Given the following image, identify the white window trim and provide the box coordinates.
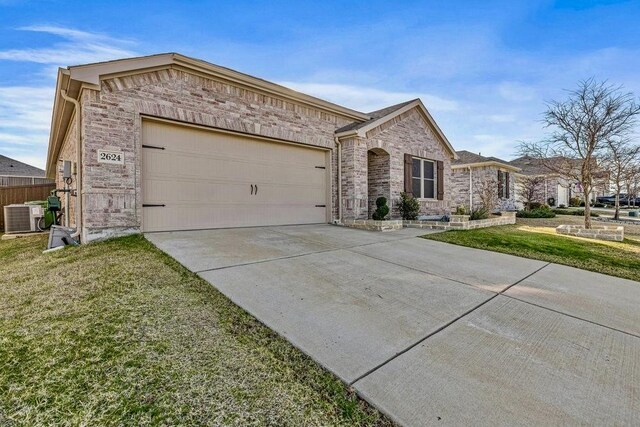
[412,157,437,200]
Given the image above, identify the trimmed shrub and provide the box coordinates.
[397,192,420,220]
[470,207,489,220]
[372,197,390,220]
[517,206,556,218]
[454,205,468,215]
[552,209,600,217]
[569,197,581,207]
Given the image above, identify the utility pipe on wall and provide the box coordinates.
[468,166,473,210]
[60,90,82,241]
[334,136,342,223]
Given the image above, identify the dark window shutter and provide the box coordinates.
[505,172,510,198]
[404,154,413,195]
[436,160,444,201]
[497,170,503,198]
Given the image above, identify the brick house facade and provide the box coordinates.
[45,53,457,242]
[450,150,519,212]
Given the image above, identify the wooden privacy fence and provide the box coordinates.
[1,183,56,230]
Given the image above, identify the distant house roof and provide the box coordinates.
[452,150,519,171]
[0,155,46,177]
[510,155,609,180]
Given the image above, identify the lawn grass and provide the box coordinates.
[0,234,391,426]
[423,220,640,282]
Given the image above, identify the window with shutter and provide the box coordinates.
[407,156,437,199]
[497,170,509,198]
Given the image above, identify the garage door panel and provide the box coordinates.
[142,120,329,232]
[144,179,250,204]
[144,204,326,232]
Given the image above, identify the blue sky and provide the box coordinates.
[1,0,639,169]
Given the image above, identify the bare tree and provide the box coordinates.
[519,79,640,228]
[623,158,640,208]
[603,139,640,219]
[477,176,498,214]
[518,175,545,210]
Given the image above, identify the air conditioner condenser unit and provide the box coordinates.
[4,204,44,233]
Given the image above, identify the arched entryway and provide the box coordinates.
[367,148,391,218]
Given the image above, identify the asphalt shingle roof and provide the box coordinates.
[453,150,510,166]
[335,99,416,134]
[0,154,46,177]
[508,155,560,175]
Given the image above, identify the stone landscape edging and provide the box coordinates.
[341,211,517,232]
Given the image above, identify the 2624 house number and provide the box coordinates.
[97,150,124,165]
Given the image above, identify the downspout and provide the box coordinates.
[60,89,82,241]
[468,166,473,209]
[334,136,342,223]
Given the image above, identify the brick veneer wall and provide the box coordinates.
[71,68,356,241]
[55,115,78,227]
[359,109,454,218]
[450,165,516,212]
[367,149,390,218]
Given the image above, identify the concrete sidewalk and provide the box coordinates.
[147,224,640,426]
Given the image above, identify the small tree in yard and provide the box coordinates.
[603,139,640,219]
[397,192,420,220]
[519,79,640,228]
[518,175,545,210]
[477,176,498,213]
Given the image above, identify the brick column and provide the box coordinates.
[341,137,368,220]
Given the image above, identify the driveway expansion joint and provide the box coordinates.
[502,294,640,340]
[350,262,552,386]
[193,247,341,273]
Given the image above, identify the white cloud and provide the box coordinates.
[0,26,140,170]
[278,81,458,113]
[486,114,517,123]
[0,86,52,169]
[497,82,537,102]
[0,86,54,132]
[0,25,136,65]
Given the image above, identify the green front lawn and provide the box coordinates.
[424,221,640,282]
[0,235,390,426]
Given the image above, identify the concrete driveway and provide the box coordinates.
[147,224,640,426]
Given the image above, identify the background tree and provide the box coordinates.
[603,139,640,219]
[477,175,498,215]
[622,158,640,208]
[519,79,640,228]
[518,175,545,210]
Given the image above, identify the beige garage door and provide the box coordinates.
[142,120,329,232]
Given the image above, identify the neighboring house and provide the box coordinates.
[0,154,52,186]
[45,53,457,242]
[509,156,571,208]
[508,155,611,208]
[450,150,519,212]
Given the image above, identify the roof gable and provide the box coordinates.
[335,99,457,158]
